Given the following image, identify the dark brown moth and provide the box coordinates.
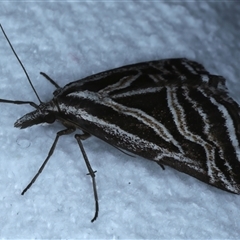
[1,24,240,222]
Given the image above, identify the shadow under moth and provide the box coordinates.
[1,24,240,222]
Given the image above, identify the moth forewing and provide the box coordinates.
[1,24,240,223]
[54,59,240,195]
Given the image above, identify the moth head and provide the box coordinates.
[14,102,57,129]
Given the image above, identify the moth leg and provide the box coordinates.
[75,133,99,223]
[21,128,75,195]
[79,131,91,140]
[40,72,60,89]
[156,162,165,170]
[0,98,38,108]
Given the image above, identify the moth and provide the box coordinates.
[1,24,240,222]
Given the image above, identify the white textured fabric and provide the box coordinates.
[0,2,240,239]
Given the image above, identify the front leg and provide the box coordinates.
[22,128,75,195]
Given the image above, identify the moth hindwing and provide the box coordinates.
[1,24,240,222]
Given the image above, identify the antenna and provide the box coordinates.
[0,24,42,103]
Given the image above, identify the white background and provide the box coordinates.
[0,2,240,239]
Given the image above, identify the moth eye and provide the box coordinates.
[44,114,56,124]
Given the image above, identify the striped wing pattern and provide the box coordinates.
[55,58,240,193]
